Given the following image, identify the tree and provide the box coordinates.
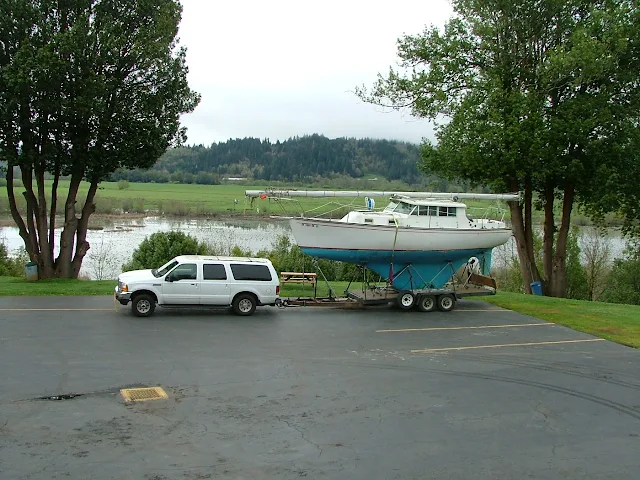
[0,0,200,278]
[356,0,640,297]
[122,231,209,272]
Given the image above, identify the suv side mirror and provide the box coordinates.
[165,274,174,282]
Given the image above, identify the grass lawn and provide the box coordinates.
[480,291,640,349]
[0,277,351,298]
[0,277,116,296]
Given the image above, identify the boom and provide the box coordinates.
[245,189,520,202]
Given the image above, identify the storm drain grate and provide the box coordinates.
[120,387,168,402]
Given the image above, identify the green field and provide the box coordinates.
[0,180,511,221]
[481,291,640,349]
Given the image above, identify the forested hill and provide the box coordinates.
[112,135,425,185]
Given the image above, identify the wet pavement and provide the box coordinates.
[1,296,639,479]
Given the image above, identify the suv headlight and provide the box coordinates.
[118,280,129,293]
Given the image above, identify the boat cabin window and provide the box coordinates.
[438,207,457,217]
[418,206,439,216]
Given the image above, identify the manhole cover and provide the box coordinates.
[120,387,168,402]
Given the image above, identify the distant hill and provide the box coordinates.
[111,134,430,186]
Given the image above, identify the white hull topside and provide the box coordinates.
[289,218,513,252]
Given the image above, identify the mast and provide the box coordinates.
[245,189,521,202]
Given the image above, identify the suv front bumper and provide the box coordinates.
[114,286,132,305]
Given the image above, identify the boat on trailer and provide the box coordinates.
[245,189,519,310]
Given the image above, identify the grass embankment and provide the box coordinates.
[480,291,640,349]
[2,277,637,348]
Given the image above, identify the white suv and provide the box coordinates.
[115,255,281,317]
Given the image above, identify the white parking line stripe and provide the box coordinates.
[377,323,553,333]
[411,338,606,353]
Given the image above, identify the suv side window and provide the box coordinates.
[168,263,197,281]
[203,264,227,280]
[230,264,272,281]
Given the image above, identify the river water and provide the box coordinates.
[0,216,294,279]
[0,216,628,280]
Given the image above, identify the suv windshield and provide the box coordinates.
[152,260,178,278]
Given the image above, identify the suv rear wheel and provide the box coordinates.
[233,293,257,316]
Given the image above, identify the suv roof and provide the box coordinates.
[173,255,272,264]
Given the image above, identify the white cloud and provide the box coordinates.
[178,0,454,145]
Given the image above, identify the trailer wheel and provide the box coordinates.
[437,294,455,312]
[417,295,436,312]
[397,292,416,310]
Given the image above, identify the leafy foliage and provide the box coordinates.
[108,135,430,186]
[0,0,200,278]
[122,231,210,272]
[0,243,30,277]
[356,0,640,297]
[600,241,640,305]
[565,228,589,301]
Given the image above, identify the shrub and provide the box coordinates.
[0,243,30,277]
[565,227,589,300]
[122,231,210,272]
[600,241,640,305]
[117,180,130,190]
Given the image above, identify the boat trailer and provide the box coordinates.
[277,260,498,312]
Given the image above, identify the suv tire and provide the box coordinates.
[233,293,257,316]
[132,293,155,317]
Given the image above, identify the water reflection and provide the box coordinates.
[0,216,294,279]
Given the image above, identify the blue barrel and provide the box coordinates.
[530,281,543,296]
[25,262,38,281]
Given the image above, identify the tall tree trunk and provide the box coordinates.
[542,183,555,292]
[71,180,98,278]
[34,163,55,278]
[523,175,536,272]
[55,173,82,278]
[20,166,42,268]
[508,202,542,293]
[508,180,542,293]
[49,165,60,256]
[548,184,575,297]
[7,165,38,258]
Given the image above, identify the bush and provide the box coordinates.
[117,180,130,190]
[600,241,640,305]
[565,227,589,300]
[122,231,210,272]
[0,243,30,277]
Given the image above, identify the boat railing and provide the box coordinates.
[466,205,508,223]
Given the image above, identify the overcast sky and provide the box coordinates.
[177,0,454,146]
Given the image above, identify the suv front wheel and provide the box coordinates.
[132,293,155,317]
[233,293,257,316]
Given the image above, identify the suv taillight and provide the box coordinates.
[276,285,280,295]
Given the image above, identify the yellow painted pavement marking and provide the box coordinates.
[377,323,553,333]
[411,338,606,354]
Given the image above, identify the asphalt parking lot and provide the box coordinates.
[1,296,639,480]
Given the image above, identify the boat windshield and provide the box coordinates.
[392,201,416,215]
[383,201,398,213]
